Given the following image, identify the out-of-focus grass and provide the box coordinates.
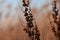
[0,24,20,40]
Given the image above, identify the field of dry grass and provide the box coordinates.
[0,0,60,40]
[0,7,58,40]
